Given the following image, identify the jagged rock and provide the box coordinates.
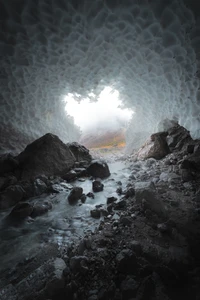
[92,180,104,192]
[87,192,95,199]
[34,178,48,196]
[87,160,110,179]
[62,170,77,181]
[17,133,76,180]
[137,132,170,160]
[81,194,87,203]
[116,249,138,273]
[68,187,83,203]
[9,202,33,219]
[0,185,25,210]
[167,124,192,151]
[115,199,126,210]
[0,153,19,175]
[107,196,117,204]
[135,181,166,215]
[66,142,92,163]
[69,256,88,273]
[90,209,101,218]
[116,186,123,195]
[124,187,135,198]
[120,276,139,299]
[31,201,52,218]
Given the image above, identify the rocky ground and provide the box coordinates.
[1,124,200,299]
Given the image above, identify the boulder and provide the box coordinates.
[167,124,192,151]
[31,201,52,218]
[137,132,170,160]
[9,202,33,219]
[66,142,92,163]
[92,180,104,192]
[135,181,166,215]
[87,160,110,179]
[90,209,101,218]
[34,178,48,196]
[68,187,83,203]
[87,192,95,199]
[17,133,76,180]
[0,185,25,210]
[62,170,77,182]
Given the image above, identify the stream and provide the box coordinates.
[0,161,131,272]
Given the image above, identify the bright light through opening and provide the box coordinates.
[64,87,133,134]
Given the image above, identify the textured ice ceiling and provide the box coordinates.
[0,0,200,153]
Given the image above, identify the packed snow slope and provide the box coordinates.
[0,0,200,153]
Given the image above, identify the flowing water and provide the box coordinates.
[0,161,131,272]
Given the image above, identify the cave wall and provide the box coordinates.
[0,0,200,153]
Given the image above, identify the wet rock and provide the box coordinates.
[69,256,88,273]
[90,209,101,218]
[17,133,76,180]
[120,216,133,226]
[107,196,117,204]
[124,187,135,198]
[0,185,25,210]
[34,178,48,196]
[0,153,19,175]
[116,249,138,274]
[120,276,138,299]
[116,187,123,195]
[81,194,87,203]
[92,180,104,192]
[62,170,77,181]
[130,241,142,256]
[66,142,92,163]
[0,175,18,191]
[115,199,126,210]
[31,201,52,218]
[87,192,95,199]
[135,181,166,216]
[74,167,87,177]
[9,202,33,219]
[137,132,170,160]
[68,187,83,203]
[87,160,110,179]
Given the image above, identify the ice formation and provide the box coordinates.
[0,0,200,153]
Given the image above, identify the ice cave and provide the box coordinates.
[0,0,200,299]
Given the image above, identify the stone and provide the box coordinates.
[81,194,87,203]
[90,209,101,218]
[120,276,138,299]
[181,169,194,182]
[157,223,172,234]
[187,144,195,154]
[137,131,170,160]
[0,175,18,191]
[116,249,137,274]
[87,160,110,179]
[66,142,92,163]
[130,241,142,256]
[9,202,33,219]
[124,187,135,198]
[115,199,126,210]
[167,124,192,151]
[87,192,95,199]
[69,256,88,273]
[120,216,133,226]
[31,201,52,218]
[62,170,77,181]
[68,187,83,203]
[135,181,166,215]
[0,185,25,210]
[17,133,76,180]
[34,178,48,196]
[92,180,104,192]
[107,196,117,204]
[116,187,123,195]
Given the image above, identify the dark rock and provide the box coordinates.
[120,216,133,226]
[181,169,194,182]
[68,187,83,203]
[0,153,19,175]
[34,178,48,196]
[66,142,92,163]
[92,180,104,192]
[116,249,138,274]
[167,124,192,151]
[87,192,95,199]
[120,276,138,299]
[74,167,87,177]
[130,241,142,256]
[124,187,135,198]
[17,133,76,180]
[69,256,88,273]
[107,196,117,204]
[116,187,123,195]
[0,175,18,191]
[157,223,172,234]
[137,131,170,160]
[9,202,33,219]
[187,144,195,154]
[155,265,178,286]
[87,160,110,179]
[115,199,126,210]
[19,181,35,199]
[62,170,77,181]
[31,201,52,218]
[90,209,101,218]
[0,185,25,210]
[81,194,87,203]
